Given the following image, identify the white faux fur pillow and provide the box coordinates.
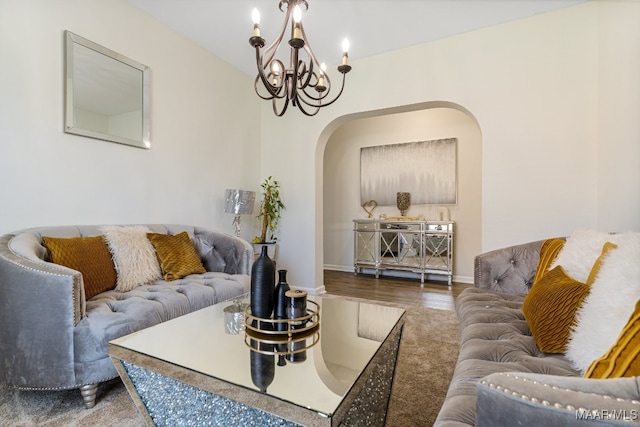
[565,232,640,372]
[550,229,613,283]
[100,225,162,292]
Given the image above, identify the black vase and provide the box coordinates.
[250,339,275,393]
[273,270,290,332]
[251,245,276,320]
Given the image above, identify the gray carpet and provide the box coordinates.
[0,303,459,427]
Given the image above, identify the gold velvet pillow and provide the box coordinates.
[585,299,640,378]
[523,265,591,353]
[42,236,117,299]
[147,232,206,281]
[533,238,565,285]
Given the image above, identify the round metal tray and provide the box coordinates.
[244,300,320,338]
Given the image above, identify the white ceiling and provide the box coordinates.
[128,0,589,77]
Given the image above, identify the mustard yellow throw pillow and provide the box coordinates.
[585,299,640,379]
[533,238,565,285]
[523,265,590,353]
[147,232,206,281]
[42,236,117,299]
[585,242,618,286]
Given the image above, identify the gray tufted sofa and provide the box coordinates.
[435,239,640,427]
[0,224,252,409]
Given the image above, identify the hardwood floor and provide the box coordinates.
[323,270,472,311]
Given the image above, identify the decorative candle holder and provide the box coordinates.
[396,192,411,216]
[223,301,247,335]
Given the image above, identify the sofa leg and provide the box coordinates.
[80,383,98,409]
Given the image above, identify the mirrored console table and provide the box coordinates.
[353,219,454,286]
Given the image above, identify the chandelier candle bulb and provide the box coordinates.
[271,62,280,85]
[252,8,261,37]
[292,5,302,39]
[342,38,350,65]
[318,63,326,87]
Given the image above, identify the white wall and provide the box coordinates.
[596,0,640,230]
[0,0,261,239]
[260,2,640,294]
[323,107,482,282]
[2,2,638,294]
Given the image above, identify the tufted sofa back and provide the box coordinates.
[7,224,252,276]
[473,239,552,295]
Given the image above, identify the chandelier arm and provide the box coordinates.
[295,99,320,116]
[273,98,288,116]
[288,49,300,106]
[297,58,313,90]
[254,49,280,98]
[299,25,326,76]
[314,72,348,108]
[254,75,278,101]
[262,3,293,68]
[297,72,347,109]
[272,83,290,116]
[297,23,331,94]
[299,85,329,102]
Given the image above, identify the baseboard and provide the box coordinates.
[324,264,353,273]
[304,284,326,296]
[323,264,474,284]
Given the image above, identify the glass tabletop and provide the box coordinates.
[110,294,405,416]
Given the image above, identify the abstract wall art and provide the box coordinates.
[360,138,457,206]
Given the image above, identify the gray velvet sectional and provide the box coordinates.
[435,240,640,426]
[0,224,251,409]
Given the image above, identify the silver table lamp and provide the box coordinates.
[224,189,256,237]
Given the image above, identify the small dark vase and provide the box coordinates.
[251,245,276,321]
[273,270,290,332]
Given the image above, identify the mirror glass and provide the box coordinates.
[64,31,150,149]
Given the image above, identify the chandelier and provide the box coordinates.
[249,0,352,116]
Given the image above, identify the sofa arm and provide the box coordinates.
[474,240,546,295]
[0,233,85,388]
[192,227,253,275]
[477,372,640,427]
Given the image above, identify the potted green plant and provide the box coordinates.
[252,176,285,259]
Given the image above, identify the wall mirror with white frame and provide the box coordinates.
[64,30,150,149]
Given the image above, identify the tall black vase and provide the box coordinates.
[250,245,276,320]
[250,339,275,393]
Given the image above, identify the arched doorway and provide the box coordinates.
[320,102,482,285]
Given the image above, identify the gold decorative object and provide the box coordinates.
[396,192,411,216]
[244,301,320,356]
[244,300,320,337]
[361,200,378,218]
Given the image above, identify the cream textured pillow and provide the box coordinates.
[585,299,640,379]
[566,232,640,373]
[100,225,162,292]
[550,229,612,283]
